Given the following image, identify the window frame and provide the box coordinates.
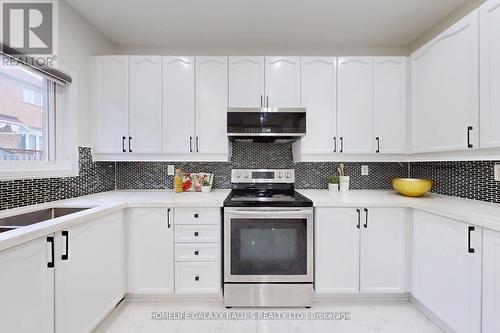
[0,64,78,180]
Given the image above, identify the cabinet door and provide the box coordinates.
[195,56,228,155]
[300,57,337,154]
[482,228,500,333]
[229,56,265,108]
[410,11,479,153]
[480,0,500,148]
[55,211,125,333]
[374,57,408,154]
[129,56,162,153]
[126,208,174,294]
[265,56,301,107]
[411,210,481,333]
[337,57,374,154]
[94,56,129,154]
[163,56,195,154]
[360,208,407,293]
[0,237,54,333]
[315,208,360,294]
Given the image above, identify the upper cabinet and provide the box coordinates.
[163,56,195,154]
[480,0,500,148]
[264,56,301,108]
[337,57,374,154]
[373,57,408,154]
[94,56,129,154]
[300,57,337,154]
[195,57,229,155]
[228,57,265,108]
[410,11,479,153]
[129,56,163,153]
[94,55,163,155]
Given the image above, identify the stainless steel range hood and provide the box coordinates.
[227,107,306,143]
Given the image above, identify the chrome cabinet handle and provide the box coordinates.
[467,126,473,149]
[122,136,126,153]
[376,137,380,153]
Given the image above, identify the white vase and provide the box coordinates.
[339,176,350,192]
[328,183,339,191]
[201,186,211,193]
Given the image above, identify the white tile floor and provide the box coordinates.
[95,300,444,333]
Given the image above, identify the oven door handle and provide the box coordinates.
[226,209,311,216]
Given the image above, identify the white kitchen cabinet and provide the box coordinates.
[482,228,500,333]
[126,208,174,294]
[0,236,54,333]
[315,208,360,293]
[129,56,163,153]
[337,57,374,154]
[410,11,479,153]
[175,262,221,294]
[94,56,129,154]
[163,56,196,154]
[411,210,481,333]
[300,57,337,154]
[195,57,229,155]
[55,211,125,333]
[480,0,500,148]
[360,208,407,293]
[373,57,408,154]
[265,56,301,107]
[229,56,265,108]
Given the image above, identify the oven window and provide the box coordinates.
[230,218,307,275]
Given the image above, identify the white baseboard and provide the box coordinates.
[409,295,455,333]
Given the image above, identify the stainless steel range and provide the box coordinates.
[223,169,313,308]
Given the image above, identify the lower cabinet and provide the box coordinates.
[55,211,125,333]
[411,210,481,333]
[0,236,55,333]
[126,208,174,294]
[482,228,500,333]
[174,207,221,294]
[315,207,407,294]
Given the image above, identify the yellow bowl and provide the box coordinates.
[391,178,433,197]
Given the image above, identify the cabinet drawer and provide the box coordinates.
[175,243,220,262]
[174,208,220,225]
[175,262,221,294]
[174,225,220,243]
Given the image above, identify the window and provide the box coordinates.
[22,87,44,107]
[0,56,78,180]
[0,63,52,162]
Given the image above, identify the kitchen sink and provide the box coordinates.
[0,207,92,228]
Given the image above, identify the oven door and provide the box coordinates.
[224,207,313,283]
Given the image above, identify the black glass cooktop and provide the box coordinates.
[224,189,313,207]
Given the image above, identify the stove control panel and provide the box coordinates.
[231,169,295,183]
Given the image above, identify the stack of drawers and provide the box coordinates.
[174,208,221,294]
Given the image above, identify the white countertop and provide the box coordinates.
[1,189,500,251]
[0,190,230,251]
[298,189,500,232]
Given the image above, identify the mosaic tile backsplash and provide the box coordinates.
[1,143,500,210]
[116,142,406,190]
[410,161,500,204]
[0,147,115,210]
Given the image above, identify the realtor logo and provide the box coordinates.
[2,1,53,54]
